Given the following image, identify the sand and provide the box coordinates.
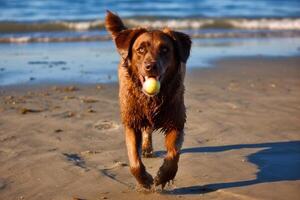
[0,56,300,200]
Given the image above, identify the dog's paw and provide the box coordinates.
[154,171,174,189]
[131,166,154,189]
[139,171,154,189]
[154,159,178,189]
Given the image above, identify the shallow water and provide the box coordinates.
[0,37,299,86]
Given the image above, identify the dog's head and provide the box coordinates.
[105,11,191,96]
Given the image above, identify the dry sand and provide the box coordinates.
[0,56,300,200]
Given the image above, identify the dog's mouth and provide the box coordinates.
[139,75,161,84]
[139,75,161,97]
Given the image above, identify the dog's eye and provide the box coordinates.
[137,47,145,54]
[160,46,169,54]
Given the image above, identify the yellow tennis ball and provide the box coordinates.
[143,77,160,95]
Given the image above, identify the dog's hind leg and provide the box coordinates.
[154,129,184,189]
[142,127,154,158]
[125,126,154,189]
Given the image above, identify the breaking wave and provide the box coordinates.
[1,18,300,33]
[1,17,300,43]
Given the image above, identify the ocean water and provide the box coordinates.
[0,0,300,43]
[0,0,300,85]
[1,0,300,21]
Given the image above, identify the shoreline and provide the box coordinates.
[0,56,300,200]
[1,54,300,88]
[0,55,299,91]
[1,35,300,86]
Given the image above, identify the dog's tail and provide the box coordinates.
[105,10,127,39]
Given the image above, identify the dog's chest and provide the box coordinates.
[137,96,164,125]
[121,93,168,129]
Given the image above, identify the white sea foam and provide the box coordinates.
[61,20,104,30]
[8,37,31,43]
[1,18,300,33]
[231,19,300,30]
[124,18,300,30]
[1,18,300,43]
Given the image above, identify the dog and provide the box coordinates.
[105,10,191,189]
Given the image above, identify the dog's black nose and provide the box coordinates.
[144,62,157,71]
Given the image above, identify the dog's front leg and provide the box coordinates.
[125,126,153,189]
[142,127,154,158]
[154,129,184,189]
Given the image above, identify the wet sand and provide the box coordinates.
[0,56,300,200]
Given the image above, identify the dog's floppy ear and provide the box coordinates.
[163,28,192,63]
[114,28,146,59]
[105,10,146,59]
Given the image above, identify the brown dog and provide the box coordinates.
[105,11,191,189]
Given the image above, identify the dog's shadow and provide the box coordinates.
[155,140,300,194]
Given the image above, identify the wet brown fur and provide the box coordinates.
[105,10,191,189]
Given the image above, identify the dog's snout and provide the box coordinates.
[144,62,157,71]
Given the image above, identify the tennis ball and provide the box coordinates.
[143,77,160,95]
